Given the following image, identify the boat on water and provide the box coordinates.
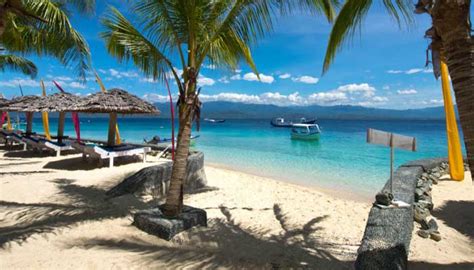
[270,117,317,127]
[204,118,226,123]
[144,134,200,145]
[290,124,321,140]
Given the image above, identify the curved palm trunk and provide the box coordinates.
[432,0,473,173]
[162,89,196,217]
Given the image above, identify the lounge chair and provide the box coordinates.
[21,135,51,153]
[1,130,27,150]
[39,138,74,157]
[71,141,150,168]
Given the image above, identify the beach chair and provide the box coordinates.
[21,135,51,153]
[39,138,74,157]
[71,141,150,168]
[1,131,27,150]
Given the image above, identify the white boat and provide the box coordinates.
[290,124,321,140]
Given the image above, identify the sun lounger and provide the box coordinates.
[21,136,51,153]
[1,131,27,150]
[71,141,150,167]
[40,139,74,157]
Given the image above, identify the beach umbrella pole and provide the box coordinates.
[108,112,118,146]
[57,112,66,144]
[26,112,33,135]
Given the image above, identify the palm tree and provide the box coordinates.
[0,0,94,79]
[323,0,474,173]
[101,0,338,217]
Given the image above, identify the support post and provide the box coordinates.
[25,112,33,136]
[107,112,117,146]
[57,112,65,144]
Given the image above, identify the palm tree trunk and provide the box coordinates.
[162,97,195,217]
[432,0,474,173]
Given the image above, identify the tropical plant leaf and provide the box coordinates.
[0,54,38,78]
[322,0,413,74]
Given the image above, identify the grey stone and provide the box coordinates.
[427,218,438,231]
[414,204,430,223]
[375,191,393,206]
[417,199,433,211]
[417,229,430,238]
[106,151,207,198]
[418,217,430,230]
[133,205,207,240]
[430,231,441,242]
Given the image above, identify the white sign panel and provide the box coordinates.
[367,128,416,151]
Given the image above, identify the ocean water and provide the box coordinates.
[24,117,463,197]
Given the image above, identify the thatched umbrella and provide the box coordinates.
[72,88,159,146]
[5,95,44,135]
[38,92,83,143]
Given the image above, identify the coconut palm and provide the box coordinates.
[0,0,94,79]
[101,0,338,217]
[323,0,474,173]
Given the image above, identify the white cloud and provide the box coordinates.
[230,74,241,80]
[143,93,172,103]
[235,69,242,73]
[218,76,230,84]
[279,73,291,79]
[98,69,107,74]
[335,83,375,97]
[242,72,274,84]
[0,78,40,88]
[203,64,216,70]
[308,92,347,104]
[197,75,215,86]
[429,99,443,105]
[68,82,86,89]
[108,68,139,78]
[371,96,389,102]
[387,68,433,75]
[291,75,319,84]
[397,89,418,95]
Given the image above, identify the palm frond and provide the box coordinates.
[0,54,38,78]
[100,6,174,82]
[322,0,413,74]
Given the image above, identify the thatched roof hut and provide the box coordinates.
[3,95,43,112]
[0,97,10,109]
[73,88,159,146]
[72,88,159,114]
[38,92,83,112]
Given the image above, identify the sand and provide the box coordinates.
[0,148,472,269]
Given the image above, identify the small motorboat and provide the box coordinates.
[290,124,321,140]
[271,117,293,127]
[204,118,225,123]
[144,135,201,145]
[271,117,317,127]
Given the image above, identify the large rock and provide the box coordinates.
[133,205,207,240]
[106,151,207,198]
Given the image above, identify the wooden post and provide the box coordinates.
[57,112,65,144]
[25,112,33,136]
[107,112,117,146]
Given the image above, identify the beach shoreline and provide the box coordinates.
[0,150,472,269]
[206,161,374,203]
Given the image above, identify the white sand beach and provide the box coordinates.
[0,149,472,269]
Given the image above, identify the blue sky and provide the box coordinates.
[1,1,470,109]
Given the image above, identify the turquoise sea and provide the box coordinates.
[25,117,463,197]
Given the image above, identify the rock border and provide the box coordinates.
[355,157,468,270]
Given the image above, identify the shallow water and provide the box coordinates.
[25,117,463,196]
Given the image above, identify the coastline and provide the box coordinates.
[0,149,472,268]
[206,161,374,203]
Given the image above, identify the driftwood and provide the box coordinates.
[355,158,447,270]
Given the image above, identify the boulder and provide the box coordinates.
[106,151,207,198]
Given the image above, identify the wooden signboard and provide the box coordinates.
[367,128,417,195]
[367,128,416,151]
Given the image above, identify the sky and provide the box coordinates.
[1,1,471,109]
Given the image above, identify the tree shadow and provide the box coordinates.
[409,261,474,270]
[0,178,153,248]
[3,150,56,158]
[0,170,54,176]
[65,204,354,269]
[43,156,146,171]
[432,200,474,240]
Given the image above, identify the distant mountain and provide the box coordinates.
[154,101,455,120]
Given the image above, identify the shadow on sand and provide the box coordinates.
[432,200,474,240]
[43,156,145,171]
[0,178,151,248]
